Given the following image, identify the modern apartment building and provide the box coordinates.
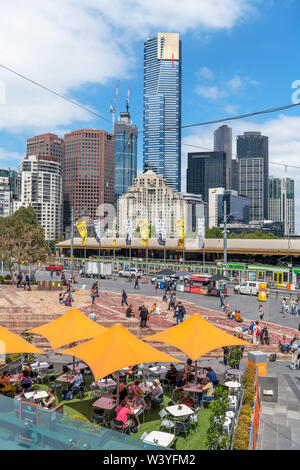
[143,32,181,191]
[63,129,114,229]
[14,155,63,240]
[269,177,295,235]
[186,151,227,204]
[114,110,137,204]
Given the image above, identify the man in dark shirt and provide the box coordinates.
[112,383,128,402]
[205,367,219,386]
[174,373,187,401]
[139,305,149,328]
[125,304,134,318]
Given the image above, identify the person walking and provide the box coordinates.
[168,292,176,312]
[252,321,260,346]
[154,280,159,294]
[176,302,186,324]
[281,298,287,316]
[259,305,264,321]
[220,290,225,308]
[62,280,74,302]
[24,274,31,291]
[121,289,128,307]
[50,269,54,279]
[16,272,23,288]
[92,281,99,297]
[139,305,149,328]
[223,346,229,366]
[134,276,140,289]
[90,287,96,305]
[224,301,230,317]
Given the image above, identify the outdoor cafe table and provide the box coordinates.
[190,371,206,381]
[149,366,167,376]
[24,390,48,401]
[67,362,88,371]
[226,369,242,376]
[31,362,49,371]
[92,396,117,411]
[56,373,73,383]
[166,404,194,418]
[225,381,241,391]
[183,383,202,394]
[96,379,117,390]
[9,374,19,384]
[143,430,175,448]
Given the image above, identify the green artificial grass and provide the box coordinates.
[33,375,212,450]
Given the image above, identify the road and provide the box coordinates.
[30,268,300,331]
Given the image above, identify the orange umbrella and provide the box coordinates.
[61,323,182,381]
[0,325,45,354]
[145,313,250,360]
[27,307,106,350]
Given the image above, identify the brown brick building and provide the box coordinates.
[26,133,64,163]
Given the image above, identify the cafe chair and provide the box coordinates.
[159,409,175,432]
[190,407,200,431]
[169,438,178,450]
[62,366,69,374]
[151,394,164,410]
[92,411,107,425]
[111,419,130,434]
[175,416,190,437]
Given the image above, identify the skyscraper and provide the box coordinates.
[63,129,114,229]
[238,157,264,222]
[186,151,226,203]
[26,133,64,163]
[114,110,137,204]
[269,177,295,235]
[143,32,181,191]
[237,131,269,219]
[214,125,232,189]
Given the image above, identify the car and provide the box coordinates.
[151,274,174,284]
[118,268,143,278]
[234,281,269,296]
[45,264,64,272]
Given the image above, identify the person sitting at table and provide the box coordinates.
[126,365,137,384]
[115,398,135,431]
[111,383,128,402]
[205,367,219,387]
[165,363,178,387]
[174,373,187,401]
[20,370,33,393]
[41,389,56,410]
[131,388,147,427]
[184,358,195,381]
[70,370,83,391]
[127,379,141,399]
[145,379,163,409]
[197,377,214,409]
[0,370,16,395]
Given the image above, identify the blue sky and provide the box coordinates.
[0,0,300,227]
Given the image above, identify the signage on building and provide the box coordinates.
[124,219,132,246]
[155,218,166,246]
[197,217,205,248]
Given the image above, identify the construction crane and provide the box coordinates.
[126,86,130,113]
[109,80,120,134]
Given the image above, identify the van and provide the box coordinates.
[234,281,269,296]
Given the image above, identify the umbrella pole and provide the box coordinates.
[73,355,76,375]
[194,360,197,384]
[116,370,120,407]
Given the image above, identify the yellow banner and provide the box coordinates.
[139,219,149,246]
[113,220,117,247]
[177,219,185,248]
[76,220,87,245]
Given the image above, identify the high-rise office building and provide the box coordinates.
[231,159,239,192]
[214,125,232,189]
[143,32,181,191]
[208,188,249,228]
[26,133,64,163]
[114,110,137,204]
[238,157,264,221]
[0,169,20,218]
[186,151,226,204]
[14,155,63,240]
[63,129,114,229]
[237,131,269,219]
[269,177,295,235]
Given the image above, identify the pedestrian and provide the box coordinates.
[281,297,287,316]
[168,292,176,311]
[252,321,260,346]
[92,281,99,297]
[134,276,139,289]
[88,310,97,321]
[50,269,54,278]
[121,289,128,307]
[220,290,225,308]
[223,346,229,366]
[16,272,23,288]
[62,280,74,302]
[259,304,264,321]
[24,274,31,291]
[224,301,230,317]
[125,304,134,318]
[139,304,149,328]
[154,280,159,294]
[90,287,96,305]
[175,301,186,324]
[296,299,299,316]
[284,302,289,318]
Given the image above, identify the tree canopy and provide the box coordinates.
[0,206,49,277]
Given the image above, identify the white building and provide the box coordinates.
[269,177,295,235]
[117,170,205,237]
[15,155,62,240]
[0,174,12,218]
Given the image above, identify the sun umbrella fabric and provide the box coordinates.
[210,274,229,282]
[158,268,175,276]
[145,314,250,361]
[0,325,45,354]
[27,308,106,350]
[60,323,182,381]
[173,270,191,278]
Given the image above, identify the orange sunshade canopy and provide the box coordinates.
[0,325,45,354]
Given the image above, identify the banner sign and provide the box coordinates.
[124,219,132,246]
[176,219,185,248]
[155,218,166,246]
[93,219,101,245]
[76,220,87,245]
[139,219,149,247]
[197,217,205,249]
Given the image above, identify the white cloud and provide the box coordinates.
[196,66,214,81]
[0,0,257,133]
[195,85,227,100]
[224,104,240,114]
[227,75,243,90]
[0,148,24,168]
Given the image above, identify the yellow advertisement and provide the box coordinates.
[76,220,87,245]
[176,219,185,248]
[113,219,117,247]
[139,219,149,246]
[258,283,267,302]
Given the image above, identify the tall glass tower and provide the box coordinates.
[143,33,181,192]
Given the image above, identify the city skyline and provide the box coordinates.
[0,1,300,227]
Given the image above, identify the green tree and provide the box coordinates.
[205,387,230,450]
[0,206,50,281]
[205,227,224,239]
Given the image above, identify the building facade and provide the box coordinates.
[186,151,227,204]
[15,155,62,240]
[237,131,269,219]
[114,111,137,204]
[208,187,249,228]
[143,32,181,191]
[63,129,114,229]
[0,169,19,218]
[238,157,264,222]
[214,125,232,189]
[269,177,295,235]
[117,171,205,238]
[26,133,64,163]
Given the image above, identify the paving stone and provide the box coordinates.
[287,410,300,420]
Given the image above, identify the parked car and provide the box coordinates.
[234,281,269,296]
[118,268,143,278]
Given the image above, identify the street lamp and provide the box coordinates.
[222,200,238,277]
